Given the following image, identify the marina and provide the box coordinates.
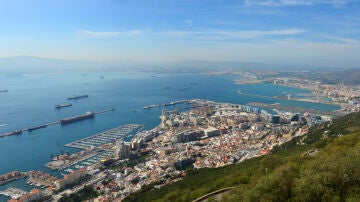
[58,150,113,175]
[65,124,143,149]
[45,124,142,171]
[45,150,98,170]
[0,188,27,199]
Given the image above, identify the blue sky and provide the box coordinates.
[0,0,360,67]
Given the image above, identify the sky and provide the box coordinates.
[0,0,360,68]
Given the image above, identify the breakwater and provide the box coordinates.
[0,109,115,138]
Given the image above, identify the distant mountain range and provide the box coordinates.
[321,69,360,85]
[0,56,355,74]
[0,56,280,73]
[0,56,131,73]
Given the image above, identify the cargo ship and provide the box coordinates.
[60,112,95,125]
[178,87,190,91]
[55,103,72,109]
[67,94,88,100]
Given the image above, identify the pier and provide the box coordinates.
[0,109,115,138]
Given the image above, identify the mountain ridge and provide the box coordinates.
[0,55,351,73]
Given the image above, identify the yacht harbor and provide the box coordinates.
[45,124,143,171]
[65,124,143,149]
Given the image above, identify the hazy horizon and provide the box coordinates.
[0,0,359,69]
[1,55,358,74]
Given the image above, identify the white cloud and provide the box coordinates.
[158,28,305,39]
[77,30,142,39]
[161,40,360,68]
[215,29,304,38]
[185,19,193,27]
[323,36,360,44]
[75,28,304,41]
[243,0,351,7]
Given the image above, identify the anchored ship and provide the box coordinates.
[55,103,72,109]
[67,94,88,100]
[60,112,95,125]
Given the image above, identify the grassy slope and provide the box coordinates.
[124,112,360,202]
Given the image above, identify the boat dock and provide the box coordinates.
[65,124,143,149]
[0,188,27,200]
[0,109,115,138]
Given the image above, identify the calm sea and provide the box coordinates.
[0,72,338,197]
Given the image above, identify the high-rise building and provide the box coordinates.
[115,139,131,160]
[176,130,200,143]
[272,115,280,124]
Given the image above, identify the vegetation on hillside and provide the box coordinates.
[59,186,101,202]
[124,112,360,202]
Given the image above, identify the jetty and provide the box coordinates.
[0,171,27,186]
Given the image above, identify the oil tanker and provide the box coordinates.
[60,112,95,125]
[67,95,88,100]
[55,103,72,109]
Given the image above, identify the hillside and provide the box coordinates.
[124,112,360,202]
[321,69,360,85]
